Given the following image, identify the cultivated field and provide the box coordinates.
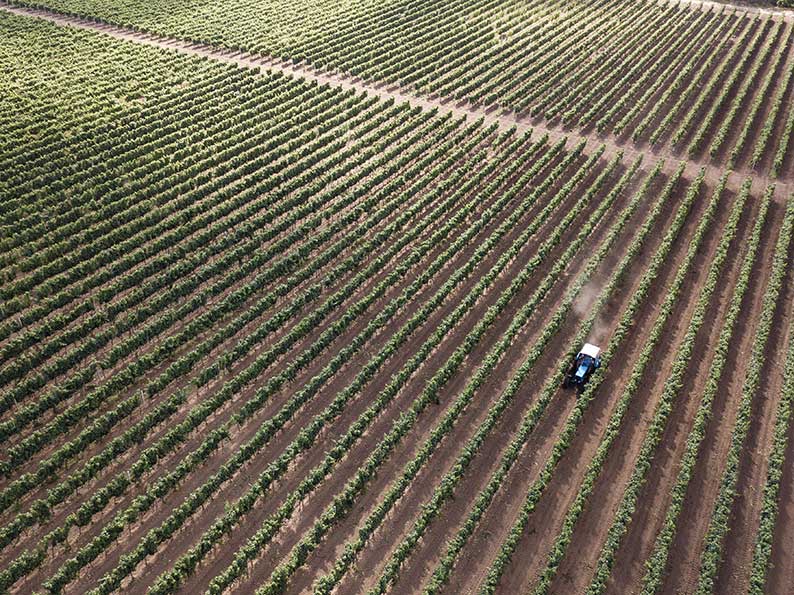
[1,1,794,595]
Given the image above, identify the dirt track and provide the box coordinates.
[530,182,751,595]
[682,0,794,17]
[603,196,778,594]
[2,117,507,589]
[3,3,794,595]
[1,1,792,199]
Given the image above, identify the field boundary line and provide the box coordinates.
[2,1,793,197]
[678,0,794,18]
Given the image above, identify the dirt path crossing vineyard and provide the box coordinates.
[1,1,792,198]
[3,4,794,595]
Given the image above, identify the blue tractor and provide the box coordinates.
[562,343,601,393]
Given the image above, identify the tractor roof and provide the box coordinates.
[580,343,601,358]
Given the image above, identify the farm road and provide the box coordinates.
[680,0,794,18]
[1,1,792,198]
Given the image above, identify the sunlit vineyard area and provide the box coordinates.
[1,1,794,594]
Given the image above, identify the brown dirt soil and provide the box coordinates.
[713,233,794,594]
[32,136,561,594]
[599,195,774,594]
[425,171,703,594]
[3,3,794,595]
[656,201,785,595]
[492,175,735,594]
[543,186,755,595]
[360,170,662,595]
[296,163,639,595]
[766,328,794,594]
[7,143,500,591]
[172,151,594,595]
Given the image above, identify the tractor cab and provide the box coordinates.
[563,343,601,392]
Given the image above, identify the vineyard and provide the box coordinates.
[1,0,794,594]
[4,0,794,177]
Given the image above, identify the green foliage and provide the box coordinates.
[640,185,772,595]
[3,6,794,595]
[1,1,790,175]
[694,196,794,595]
[671,16,763,149]
[708,21,786,161]
[748,232,794,593]
[218,143,605,595]
[537,174,744,595]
